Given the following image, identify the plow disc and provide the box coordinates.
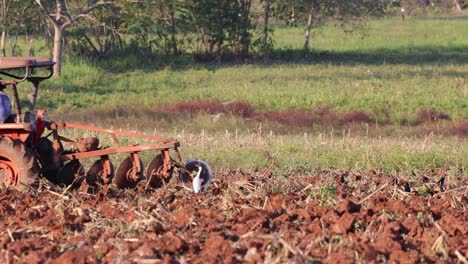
[115,155,143,189]
[56,160,84,187]
[146,154,174,189]
[85,159,115,187]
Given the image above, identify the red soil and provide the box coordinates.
[263,109,315,127]
[0,170,466,263]
[343,111,373,124]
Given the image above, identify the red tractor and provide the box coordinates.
[0,57,211,193]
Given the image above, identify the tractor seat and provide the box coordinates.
[2,114,16,123]
[1,112,36,124]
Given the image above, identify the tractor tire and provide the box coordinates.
[34,138,62,183]
[0,136,39,191]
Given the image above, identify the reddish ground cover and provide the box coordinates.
[0,170,466,263]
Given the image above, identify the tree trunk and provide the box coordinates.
[262,0,270,56]
[80,31,101,57]
[168,1,178,56]
[53,24,63,77]
[35,0,113,77]
[10,26,19,56]
[27,32,35,56]
[1,29,5,57]
[1,0,8,57]
[239,0,251,58]
[304,8,313,50]
[453,0,462,13]
[9,5,26,56]
[290,5,296,26]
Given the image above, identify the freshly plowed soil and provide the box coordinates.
[0,170,466,263]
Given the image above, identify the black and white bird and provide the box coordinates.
[193,166,202,193]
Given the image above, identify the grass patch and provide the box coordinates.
[32,61,467,125]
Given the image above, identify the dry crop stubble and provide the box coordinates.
[0,169,466,263]
[50,122,466,177]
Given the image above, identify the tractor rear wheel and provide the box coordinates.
[0,136,39,191]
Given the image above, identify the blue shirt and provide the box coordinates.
[0,91,12,123]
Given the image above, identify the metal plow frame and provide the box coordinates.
[48,122,190,189]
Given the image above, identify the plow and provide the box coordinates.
[0,57,212,193]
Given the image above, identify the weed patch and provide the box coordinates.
[162,100,255,118]
[343,111,373,124]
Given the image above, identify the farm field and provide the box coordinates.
[1,16,467,263]
[0,170,466,263]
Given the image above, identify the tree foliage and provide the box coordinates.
[0,0,463,72]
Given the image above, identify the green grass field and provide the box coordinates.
[10,16,468,175]
[33,17,467,121]
[274,16,468,51]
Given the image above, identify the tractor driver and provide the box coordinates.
[0,83,12,123]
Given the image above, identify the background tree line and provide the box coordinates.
[0,0,465,76]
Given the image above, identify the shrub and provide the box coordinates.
[449,120,468,137]
[415,107,451,124]
[312,107,341,127]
